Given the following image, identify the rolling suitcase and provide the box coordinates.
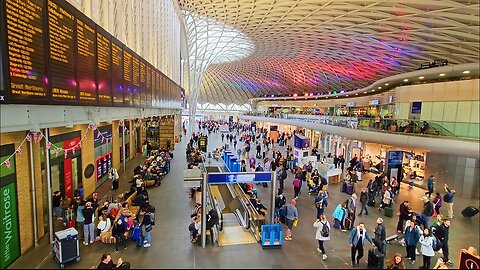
[333,218,341,229]
[384,207,394,218]
[367,248,385,269]
[462,206,479,218]
[341,181,347,193]
[112,180,119,190]
[345,183,354,195]
[65,209,75,228]
[344,217,353,230]
[368,196,376,207]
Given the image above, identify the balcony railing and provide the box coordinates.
[244,112,479,142]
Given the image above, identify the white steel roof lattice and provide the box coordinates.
[179,0,480,105]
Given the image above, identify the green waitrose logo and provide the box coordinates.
[1,183,20,268]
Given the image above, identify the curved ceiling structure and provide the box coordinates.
[179,0,480,105]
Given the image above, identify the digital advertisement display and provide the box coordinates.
[4,0,48,102]
[208,172,272,184]
[0,0,181,107]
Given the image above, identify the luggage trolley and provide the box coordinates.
[52,228,80,268]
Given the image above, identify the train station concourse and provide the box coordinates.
[0,0,479,269]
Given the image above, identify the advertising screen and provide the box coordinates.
[48,0,77,103]
[3,0,48,103]
[96,26,112,105]
[208,172,272,184]
[76,12,97,104]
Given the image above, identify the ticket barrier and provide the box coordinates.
[261,224,283,248]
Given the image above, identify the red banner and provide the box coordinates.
[63,158,73,199]
[63,137,81,152]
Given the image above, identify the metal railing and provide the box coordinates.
[244,112,479,141]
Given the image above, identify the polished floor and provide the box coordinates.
[9,127,480,269]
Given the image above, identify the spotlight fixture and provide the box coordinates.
[403,79,409,82]
[355,93,358,96]
[293,93,298,97]
[385,83,389,86]
[372,90,375,92]
[363,91,367,94]
[378,87,381,89]
[439,73,445,76]
[463,70,470,74]
[419,76,424,79]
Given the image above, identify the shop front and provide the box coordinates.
[94,125,113,188]
[146,117,160,150]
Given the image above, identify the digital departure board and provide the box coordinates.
[131,53,140,107]
[111,37,123,106]
[123,48,132,106]
[146,64,152,108]
[3,0,48,103]
[48,0,77,103]
[0,0,181,108]
[76,12,97,104]
[139,59,146,108]
[96,26,111,105]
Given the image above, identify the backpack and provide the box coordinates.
[443,194,450,202]
[147,212,155,226]
[279,205,288,224]
[293,179,301,188]
[131,225,141,240]
[315,199,324,209]
[433,236,442,251]
[320,222,330,237]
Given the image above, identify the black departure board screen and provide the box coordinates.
[76,13,97,104]
[139,59,146,108]
[96,26,111,105]
[4,0,48,102]
[146,64,152,108]
[123,48,132,106]
[131,53,140,107]
[48,0,77,102]
[111,37,123,106]
[154,71,160,107]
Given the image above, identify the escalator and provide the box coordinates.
[204,165,265,246]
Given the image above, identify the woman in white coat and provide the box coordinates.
[419,228,435,269]
[313,214,331,260]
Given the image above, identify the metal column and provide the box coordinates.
[44,128,54,243]
[122,119,126,173]
[270,171,277,224]
[29,138,39,246]
[201,172,207,248]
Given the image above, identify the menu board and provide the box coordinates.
[111,37,123,106]
[131,53,140,107]
[96,26,111,105]
[146,64,152,108]
[3,0,48,103]
[122,48,132,106]
[48,0,77,102]
[76,12,97,104]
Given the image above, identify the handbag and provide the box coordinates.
[114,169,120,179]
[293,218,298,227]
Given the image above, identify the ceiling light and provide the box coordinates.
[419,76,424,79]
[326,97,328,99]
[335,96,338,98]
[463,70,470,74]
[372,90,375,92]
[364,91,367,94]
[385,83,389,86]
[346,95,349,97]
[439,73,445,76]
[403,79,408,82]
[378,87,382,89]
[355,93,358,96]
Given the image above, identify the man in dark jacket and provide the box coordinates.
[112,219,128,252]
[358,188,369,216]
[277,165,287,193]
[396,201,411,233]
[435,220,452,265]
[374,218,387,254]
[421,196,434,228]
[82,202,95,245]
[314,190,328,219]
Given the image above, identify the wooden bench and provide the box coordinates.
[100,192,139,244]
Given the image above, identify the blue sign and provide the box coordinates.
[294,134,310,149]
[387,151,403,165]
[208,172,272,184]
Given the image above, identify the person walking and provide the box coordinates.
[314,215,331,260]
[404,218,422,264]
[348,222,374,267]
[426,175,435,198]
[346,194,358,230]
[276,165,287,193]
[139,207,154,248]
[443,184,456,219]
[421,196,435,228]
[333,202,347,231]
[82,201,95,245]
[374,218,387,255]
[314,190,328,219]
[108,166,119,190]
[284,199,298,241]
[397,201,411,233]
[274,189,286,224]
[433,193,443,216]
[435,220,452,266]
[293,177,301,200]
[358,188,369,216]
[419,228,435,269]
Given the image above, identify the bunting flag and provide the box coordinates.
[37,133,44,142]
[26,134,32,142]
[15,147,22,155]
[97,131,101,138]
[72,148,76,156]
[4,160,11,169]
[46,142,51,150]
[33,133,38,142]
[55,148,60,157]
[64,149,68,159]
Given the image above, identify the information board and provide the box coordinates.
[96,26,111,105]
[48,0,77,103]
[3,0,48,103]
[146,64,152,108]
[208,172,272,184]
[122,47,132,106]
[131,53,140,107]
[76,12,97,104]
[111,36,123,106]
[139,59,146,108]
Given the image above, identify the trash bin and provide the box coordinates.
[261,224,283,248]
[52,228,80,268]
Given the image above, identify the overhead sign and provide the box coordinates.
[208,172,272,184]
[387,151,403,165]
[346,102,356,107]
[459,249,480,269]
[369,99,381,106]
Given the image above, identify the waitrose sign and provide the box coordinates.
[0,145,20,268]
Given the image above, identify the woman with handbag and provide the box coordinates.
[109,167,120,190]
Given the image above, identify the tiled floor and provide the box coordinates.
[9,127,480,269]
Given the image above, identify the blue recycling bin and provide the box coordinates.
[232,162,240,172]
[229,157,237,171]
[261,224,283,248]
